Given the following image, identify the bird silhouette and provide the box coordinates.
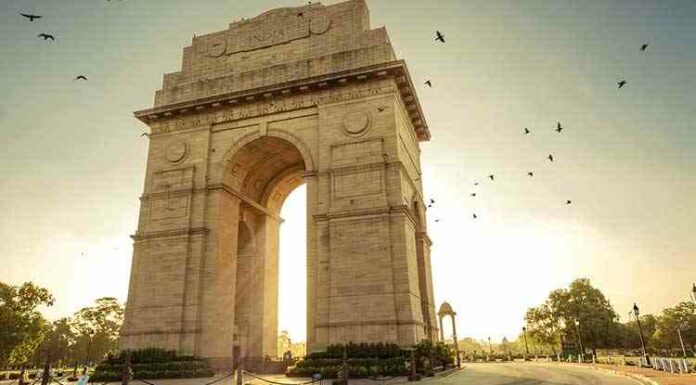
[555,122,563,133]
[38,33,55,41]
[528,172,534,177]
[566,200,572,205]
[548,154,554,162]
[640,43,649,51]
[429,199,435,204]
[435,218,441,223]
[20,13,42,21]
[424,80,432,87]
[435,31,445,43]
[617,80,627,89]
[474,182,479,186]
[524,127,530,134]
[472,213,477,219]
[488,174,494,181]
[75,75,87,81]
[470,193,476,197]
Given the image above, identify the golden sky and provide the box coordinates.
[1,0,694,343]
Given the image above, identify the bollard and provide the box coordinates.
[121,351,132,385]
[236,359,244,385]
[40,358,51,385]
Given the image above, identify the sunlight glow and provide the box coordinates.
[278,184,307,342]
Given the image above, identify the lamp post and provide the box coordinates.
[573,318,585,361]
[677,325,688,359]
[691,283,696,304]
[633,303,651,366]
[83,330,94,375]
[522,327,530,360]
[488,337,493,355]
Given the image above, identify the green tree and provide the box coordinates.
[525,302,563,355]
[0,282,54,367]
[620,314,657,351]
[524,279,619,357]
[653,302,696,354]
[71,297,124,366]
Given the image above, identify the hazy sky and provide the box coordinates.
[1,0,695,344]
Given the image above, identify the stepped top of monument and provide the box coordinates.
[136,0,429,141]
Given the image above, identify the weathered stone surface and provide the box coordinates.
[121,0,438,370]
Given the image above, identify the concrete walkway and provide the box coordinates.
[579,363,696,385]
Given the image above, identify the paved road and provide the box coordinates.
[435,363,642,385]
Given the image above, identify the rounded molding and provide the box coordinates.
[309,14,331,35]
[343,110,371,137]
[165,140,188,163]
[207,38,227,58]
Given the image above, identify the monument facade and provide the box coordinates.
[121,0,438,369]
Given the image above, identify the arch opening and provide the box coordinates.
[226,136,308,368]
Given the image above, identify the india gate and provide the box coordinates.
[121,0,438,369]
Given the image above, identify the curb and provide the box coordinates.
[436,367,463,379]
[556,363,659,385]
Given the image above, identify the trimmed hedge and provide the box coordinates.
[90,349,214,382]
[288,341,454,378]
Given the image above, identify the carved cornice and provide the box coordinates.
[131,227,209,241]
[134,60,430,141]
[315,319,424,328]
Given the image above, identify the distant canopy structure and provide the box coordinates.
[437,302,460,367]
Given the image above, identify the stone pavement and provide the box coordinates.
[580,363,696,385]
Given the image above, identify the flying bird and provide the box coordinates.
[20,13,42,21]
[617,80,627,89]
[435,31,445,43]
[524,127,530,134]
[474,182,479,186]
[566,200,572,205]
[527,172,534,177]
[38,33,55,41]
[548,154,554,162]
[75,75,87,81]
[429,199,435,204]
[472,213,477,219]
[470,193,476,197]
[555,122,563,133]
[434,218,441,223]
[488,174,494,181]
[424,80,432,87]
[640,43,648,51]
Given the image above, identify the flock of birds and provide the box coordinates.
[18,9,649,223]
[18,12,89,81]
[425,30,650,221]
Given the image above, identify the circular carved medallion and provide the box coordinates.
[165,140,188,163]
[343,111,370,136]
[309,14,331,35]
[207,37,227,58]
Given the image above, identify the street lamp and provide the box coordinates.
[633,303,651,366]
[83,330,94,375]
[691,283,696,304]
[488,337,493,355]
[522,327,530,360]
[573,318,585,361]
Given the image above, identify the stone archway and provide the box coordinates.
[120,0,439,370]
